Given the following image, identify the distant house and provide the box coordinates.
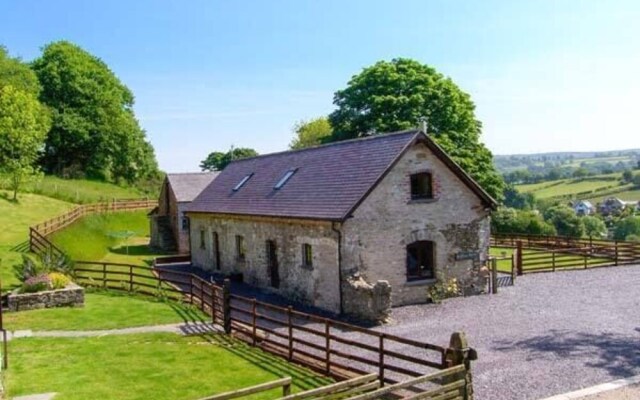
[573,200,595,216]
[186,130,496,321]
[598,197,627,216]
[150,172,218,253]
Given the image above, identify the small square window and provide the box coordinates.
[410,172,433,200]
[236,235,246,261]
[302,244,313,267]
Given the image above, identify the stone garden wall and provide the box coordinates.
[8,283,85,312]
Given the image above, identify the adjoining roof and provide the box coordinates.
[187,130,496,221]
[167,172,219,203]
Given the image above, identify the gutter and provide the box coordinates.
[331,222,344,315]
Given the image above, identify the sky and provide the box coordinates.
[1,0,639,172]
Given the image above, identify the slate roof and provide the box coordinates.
[167,172,219,202]
[187,130,496,221]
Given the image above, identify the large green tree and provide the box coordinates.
[543,205,585,238]
[289,117,333,150]
[32,41,158,183]
[0,86,50,200]
[0,46,42,96]
[613,216,640,241]
[327,58,504,200]
[200,147,258,171]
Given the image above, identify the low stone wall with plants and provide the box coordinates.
[8,283,84,312]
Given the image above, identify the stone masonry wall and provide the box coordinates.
[342,142,491,307]
[8,283,85,311]
[190,214,341,313]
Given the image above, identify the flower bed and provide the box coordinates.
[8,282,84,312]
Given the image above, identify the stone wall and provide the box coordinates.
[8,283,85,312]
[189,214,342,313]
[341,142,491,307]
[342,274,392,323]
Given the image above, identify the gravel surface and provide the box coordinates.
[378,265,640,400]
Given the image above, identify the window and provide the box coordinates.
[233,173,253,191]
[406,241,435,281]
[212,231,220,270]
[302,243,313,267]
[236,235,246,261]
[181,215,189,231]
[410,172,433,200]
[274,169,297,189]
[199,229,206,250]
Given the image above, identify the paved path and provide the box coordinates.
[8,322,218,340]
[378,264,640,400]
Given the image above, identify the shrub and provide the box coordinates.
[49,272,71,289]
[22,274,51,293]
[427,277,460,304]
[13,252,73,283]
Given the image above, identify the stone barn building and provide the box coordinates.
[150,172,218,253]
[186,130,496,321]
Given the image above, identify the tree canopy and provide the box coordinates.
[0,46,42,96]
[327,58,504,200]
[200,147,259,171]
[0,85,50,200]
[491,207,556,236]
[543,205,584,238]
[32,41,158,183]
[613,216,640,241]
[289,117,333,150]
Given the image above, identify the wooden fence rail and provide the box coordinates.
[491,234,640,274]
[72,258,475,398]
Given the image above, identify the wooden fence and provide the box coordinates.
[491,233,640,274]
[28,198,157,254]
[72,257,476,399]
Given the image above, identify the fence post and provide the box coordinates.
[287,306,293,361]
[325,320,331,374]
[189,276,194,305]
[491,258,498,294]
[222,279,231,334]
[446,332,475,400]
[211,284,217,325]
[378,333,385,386]
[552,251,556,272]
[102,263,107,288]
[516,241,524,276]
[584,253,588,269]
[511,254,516,283]
[614,241,619,266]
[252,299,257,347]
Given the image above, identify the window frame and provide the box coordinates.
[235,235,246,261]
[233,173,253,192]
[406,240,435,282]
[274,169,297,190]
[302,243,313,267]
[410,172,434,200]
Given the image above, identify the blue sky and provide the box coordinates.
[1,0,639,172]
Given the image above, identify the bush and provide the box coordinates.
[21,274,52,293]
[13,252,73,283]
[626,234,640,242]
[491,207,556,236]
[613,216,640,240]
[49,272,71,289]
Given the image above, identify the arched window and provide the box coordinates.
[406,241,435,281]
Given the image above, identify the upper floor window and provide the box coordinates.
[236,235,246,261]
[410,172,433,200]
[406,240,435,281]
[302,243,313,267]
[274,169,297,190]
[181,216,189,231]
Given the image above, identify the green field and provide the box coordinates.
[491,246,613,273]
[0,191,75,288]
[7,333,330,400]
[1,175,152,204]
[50,210,160,265]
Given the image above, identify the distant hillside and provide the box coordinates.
[495,148,640,181]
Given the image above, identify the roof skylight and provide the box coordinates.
[233,173,253,191]
[274,169,296,190]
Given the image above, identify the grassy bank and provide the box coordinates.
[0,191,75,288]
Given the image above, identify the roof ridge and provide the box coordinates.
[167,172,218,175]
[228,129,422,165]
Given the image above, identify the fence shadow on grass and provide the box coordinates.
[493,329,640,377]
[10,240,30,253]
[192,331,334,391]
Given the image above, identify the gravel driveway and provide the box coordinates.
[376,264,640,400]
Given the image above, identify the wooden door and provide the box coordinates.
[266,240,279,288]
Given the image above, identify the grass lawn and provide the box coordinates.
[7,333,332,400]
[0,191,75,289]
[3,291,207,331]
[50,210,164,265]
[516,173,626,199]
[5,175,153,204]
